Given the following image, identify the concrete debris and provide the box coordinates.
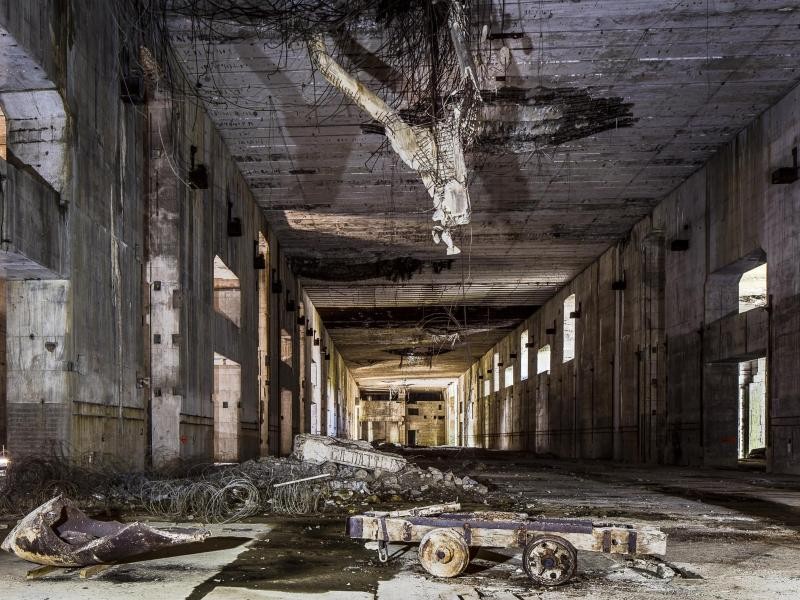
[460,476,489,495]
[1,495,209,567]
[321,460,491,509]
[626,557,677,579]
[0,437,493,520]
[293,434,408,472]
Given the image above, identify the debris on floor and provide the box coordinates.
[1,495,209,567]
[0,437,494,522]
[293,435,408,472]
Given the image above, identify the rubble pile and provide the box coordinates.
[323,461,489,507]
[292,434,489,508]
[0,436,491,521]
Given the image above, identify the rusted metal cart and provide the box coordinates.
[347,503,667,586]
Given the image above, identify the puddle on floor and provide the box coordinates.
[186,515,400,599]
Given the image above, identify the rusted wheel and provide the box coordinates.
[418,528,470,578]
[522,535,577,586]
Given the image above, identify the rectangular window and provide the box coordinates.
[483,379,490,397]
[0,104,6,160]
[493,352,500,391]
[537,345,551,374]
[739,263,767,313]
[213,255,241,327]
[520,330,529,381]
[563,294,576,363]
[280,329,292,366]
[504,365,514,388]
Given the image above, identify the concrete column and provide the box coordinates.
[147,96,182,467]
[0,279,5,448]
[5,280,71,456]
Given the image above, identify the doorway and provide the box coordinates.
[739,357,767,465]
[213,353,241,462]
[257,233,269,456]
[407,429,416,447]
[280,388,293,456]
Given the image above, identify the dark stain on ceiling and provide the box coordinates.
[291,256,456,282]
[477,86,637,152]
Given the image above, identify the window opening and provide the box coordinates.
[520,330,529,381]
[537,345,551,375]
[213,256,241,327]
[563,294,576,362]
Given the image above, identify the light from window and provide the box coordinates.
[504,365,514,388]
[280,329,292,365]
[213,255,241,327]
[520,330,529,381]
[0,104,6,160]
[493,352,500,390]
[738,263,767,313]
[563,294,576,363]
[483,378,490,397]
[537,345,551,374]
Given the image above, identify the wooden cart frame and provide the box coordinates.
[346,503,667,586]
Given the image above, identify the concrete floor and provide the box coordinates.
[2,453,799,599]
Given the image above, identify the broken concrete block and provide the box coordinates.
[461,476,488,495]
[354,469,372,481]
[293,434,407,473]
[627,558,676,579]
[428,467,444,481]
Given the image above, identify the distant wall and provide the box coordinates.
[357,398,446,447]
[459,80,800,474]
[406,400,446,446]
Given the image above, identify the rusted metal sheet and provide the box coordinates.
[1,496,210,567]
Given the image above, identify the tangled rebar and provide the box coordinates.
[0,454,330,522]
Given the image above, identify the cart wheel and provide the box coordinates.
[418,528,470,578]
[522,535,577,586]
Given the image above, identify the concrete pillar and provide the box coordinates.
[147,95,182,467]
[0,279,5,448]
[5,280,71,456]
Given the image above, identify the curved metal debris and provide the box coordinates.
[1,495,210,567]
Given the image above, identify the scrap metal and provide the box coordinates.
[1,495,209,567]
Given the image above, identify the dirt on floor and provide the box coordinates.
[2,449,800,599]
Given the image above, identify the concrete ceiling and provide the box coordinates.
[171,1,800,386]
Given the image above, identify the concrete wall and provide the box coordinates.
[406,401,446,447]
[0,280,4,448]
[359,400,405,444]
[459,80,800,474]
[358,397,446,446]
[303,298,359,444]
[0,1,357,466]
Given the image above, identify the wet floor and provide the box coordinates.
[186,516,401,598]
